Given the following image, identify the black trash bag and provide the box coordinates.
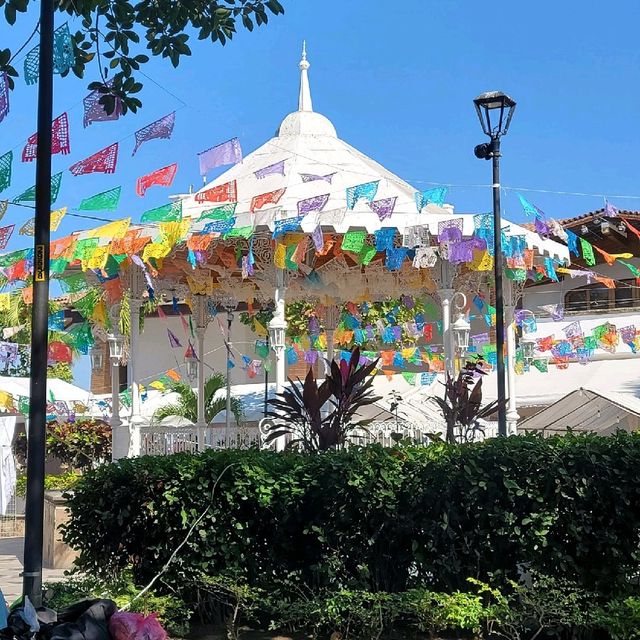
[0,598,56,640]
[47,600,116,640]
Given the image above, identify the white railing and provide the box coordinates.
[138,420,445,456]
[139,424,261,456]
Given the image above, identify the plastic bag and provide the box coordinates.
[108,612,167,640]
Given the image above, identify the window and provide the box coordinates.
[564,279,638,313]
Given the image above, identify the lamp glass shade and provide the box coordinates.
[521,337,536,360]
[89,346,103,371]
[108,334,124,360]
[474,91,516,137]
[185,356,198,382]
[452,313,471,350]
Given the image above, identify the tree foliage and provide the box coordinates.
[0,0,285,112]
[152,372,244,425]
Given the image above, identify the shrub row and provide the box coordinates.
[63,433,640,594]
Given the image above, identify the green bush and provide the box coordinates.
[64,433,640,596]
[43,574,191,637]
[15,470,81,498]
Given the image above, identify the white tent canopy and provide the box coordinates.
[483,357,640,408]
[0,377,92,407]
[519,388,640,435]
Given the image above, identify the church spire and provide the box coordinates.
[298,40,313,112]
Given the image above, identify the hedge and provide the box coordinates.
[63,432,640,594]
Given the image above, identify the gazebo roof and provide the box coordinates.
[183,45,452,234]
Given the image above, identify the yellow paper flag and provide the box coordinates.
[160,220,190,247]
[88,217,131,240]
[0,293,11,312]
[51,207,67,231]
[254,319,268,338]
[82,245,110,271]
[274,243,287,268]
[142,242,172,263]
[0,390,14,411]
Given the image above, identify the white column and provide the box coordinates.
[270,270,288,451]
[504,279,519,435]
[192,295,208,451]
[324,304,339,375]
[128,297,142,456]
[439,289,455,379]
[110,354,127,460]
[506,319,519,435]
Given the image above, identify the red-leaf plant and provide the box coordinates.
[264,347,381,452]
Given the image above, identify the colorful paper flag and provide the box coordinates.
[0,224,14,249]
[254,159,285,179]
[300,172,335,183]
[0,151,11,193]
[197,202,237,221]
[133,112,176,155]
[19,219,35,236]
[69,143,118,176]
[297,193,329,215]
[250,187,286,212]
[368,196,397,221]
[346,180,379,209]
[50,207,67,231]
[136,163,178,197]
[141,201,182,223]
[198,137,242,175]
[579,238,596,266]
[83,81,122,127]
[13,172,62,203]
[78,186,121,211]
[194,180,237,204]
[22,112,70,162]
[0,72,9,124]
[415,187,447,211]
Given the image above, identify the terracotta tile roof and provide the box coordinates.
[556,209,640,229]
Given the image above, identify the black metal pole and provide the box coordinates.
[491,137,507,437]
[264,335,269,417]
[23,0,54,606]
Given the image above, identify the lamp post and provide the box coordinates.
[108,332,125,459]
[473,91,516,437]
[185,351,198,383]
[520,334,536,364]
[22,0,54,606]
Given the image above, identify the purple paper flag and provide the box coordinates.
[167,329,182,348]
[538,304,565,321]
[132,112,175,155]
[0,73,9,124]
[254,160,285,179]
[300,172,335,183]
[311,225,324,251]
[603,199,619,218]
[198,137,242,176]
[83,81,122,127]
[297,193,330,216]
[368,196,397,221]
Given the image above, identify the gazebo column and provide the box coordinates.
[324,304,340,373]
[193,295,208,451]
[504,279,520,435]
[127,296,143,456]
[433,260,457,379]
[268,269,288,451]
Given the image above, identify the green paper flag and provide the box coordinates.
[72,238,99,261]
[60,272,89,293]
[285,243,299,270]
[579,238,596,266]
[402,372,417,385]
[358,245,377,266]
[341,230,367,253]
[505,268,526,282]
[74,289,100,319]
[141,201,182,223]
[49,258,69,275]
[225,225,253,239]
[0,150,12,193]
[119,389,132,408]
[620,260,640,279]
[584,336,597,350]
[532,359,548,373]
[78,186,122,211]
[13,172,63,203]
[0,248,29,267]
[198,202,236,222]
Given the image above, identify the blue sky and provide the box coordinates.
[3,0,640,381]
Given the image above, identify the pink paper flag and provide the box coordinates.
[69,143,119,176]
[0,224,14,249]
[22,113,71,162]
[136,163,178,197]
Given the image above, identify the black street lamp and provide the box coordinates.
[473,91,516,437]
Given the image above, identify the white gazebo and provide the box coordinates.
[66,46,569,457]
